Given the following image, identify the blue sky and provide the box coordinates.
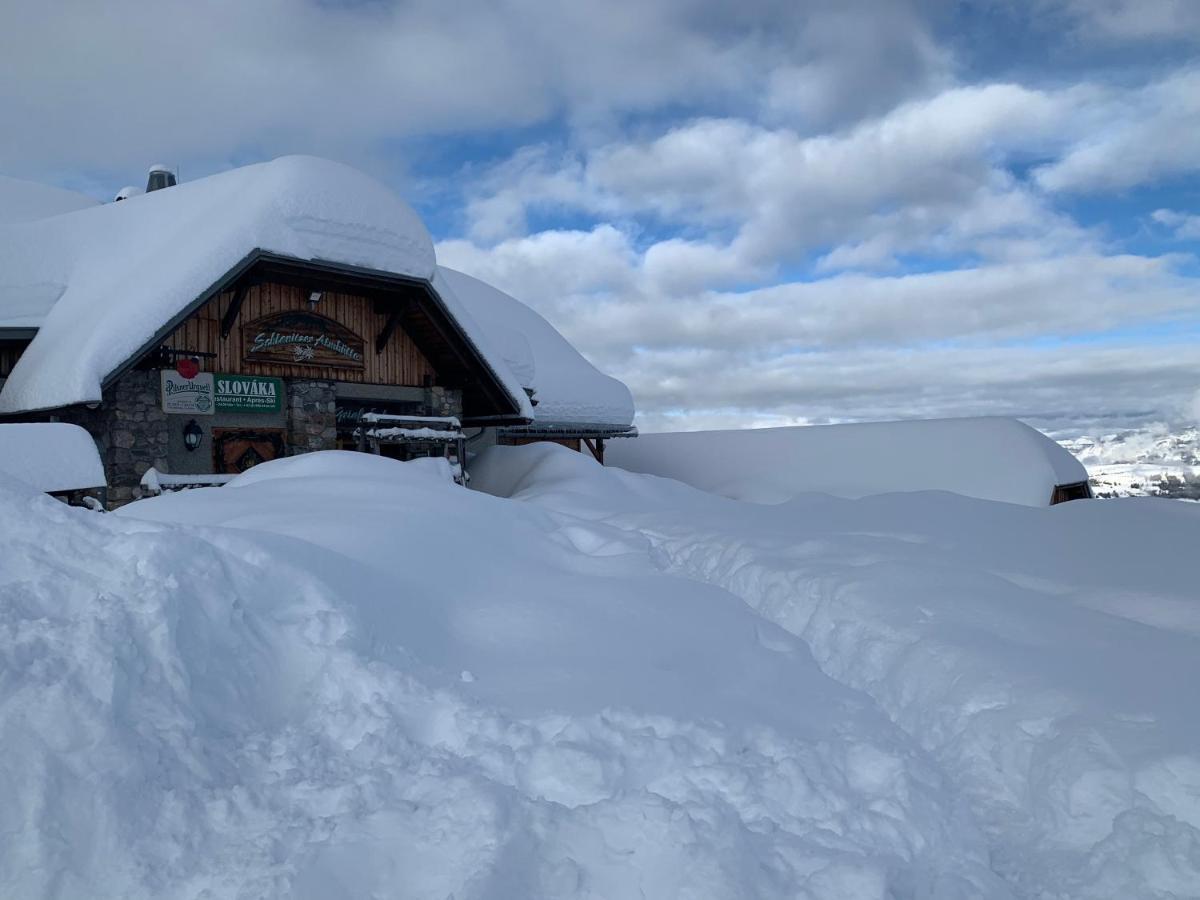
[2,0,1198,434]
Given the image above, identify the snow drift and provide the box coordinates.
[0,422,104,492]
[2,442,1195,898]
[607,417,1090,506]
[0,454,1010,898]
[475,443,1200,899]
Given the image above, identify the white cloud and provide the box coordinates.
[1152,209,1200,241]
[457,82,1095,275]
[1057,0,1200,43]
[440,221,1200,434]
[0,0,954,186]
[1033,69,1200,193]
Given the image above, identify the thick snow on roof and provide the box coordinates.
[0,156,437,413]
[438,267,634,429]
[608,416,1089,507]
[429,268,534,422]
[0,175,98,225]
[0,423,104,491]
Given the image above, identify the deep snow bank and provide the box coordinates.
[474,443,1200,900]
[0,456,1009,898]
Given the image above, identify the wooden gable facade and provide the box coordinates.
[122,252,526,424]
[162,282,437,387]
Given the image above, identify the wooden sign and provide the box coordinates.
[242,311,365,370]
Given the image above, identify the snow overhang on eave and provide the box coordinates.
[498,423,639,439]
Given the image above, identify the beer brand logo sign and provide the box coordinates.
[243,311,365,370]
[161,370,214,415]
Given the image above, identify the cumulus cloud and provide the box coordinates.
[455,82,1102,275]
[1056,0,1200,43]
[1033,69,1200,193]
[1152,209,1200,241]
[441,221,1200,433]
[0,0,952,185]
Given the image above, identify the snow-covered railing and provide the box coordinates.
[355,413,465,445]
[359,413,461,428]
[140,467,236,496]
[360,426,465,442]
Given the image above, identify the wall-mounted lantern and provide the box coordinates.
[183,419,203,452]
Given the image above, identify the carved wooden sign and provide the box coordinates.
[242,311,365,370]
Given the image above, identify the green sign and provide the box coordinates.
[214,374,283,413]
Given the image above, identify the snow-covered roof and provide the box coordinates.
[607,417,1090,507]
[0,175,98,225]
[437,267,635,430]
[0,156,442,414]
[0,422,105,492]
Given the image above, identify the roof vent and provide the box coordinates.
[146,165,177,193]
[114,185,143,202]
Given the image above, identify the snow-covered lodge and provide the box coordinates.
[0,157,635,504]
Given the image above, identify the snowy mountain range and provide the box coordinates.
[1059,424,1200,499]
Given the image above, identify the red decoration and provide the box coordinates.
[176,358,200,379]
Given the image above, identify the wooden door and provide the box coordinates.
[212,428,286,474]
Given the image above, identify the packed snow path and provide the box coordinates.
[475,444,1200,899]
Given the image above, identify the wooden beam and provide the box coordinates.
[219,284,250,338]
[375,308,402,355]
[583,437,600,462]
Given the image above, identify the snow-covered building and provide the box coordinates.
[0,156,634,503]
[608,417,1093,507]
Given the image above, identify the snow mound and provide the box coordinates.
[0,422,104,492]
[608,417,1089,506]
[0,156,436,413]
[476,442,1200,899]
[0,174,97,224]
[0,451,1012,898]
[438,267,634,429]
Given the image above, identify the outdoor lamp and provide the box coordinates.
[183,419,203,452]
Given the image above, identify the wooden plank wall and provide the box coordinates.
[164,283,436,385]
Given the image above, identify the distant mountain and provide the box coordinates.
[1059,425,1200,499]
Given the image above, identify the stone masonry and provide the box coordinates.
[426,385,463,420]
[51,369,169,506]
[13,373,461,507]
[287,379,338,454]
